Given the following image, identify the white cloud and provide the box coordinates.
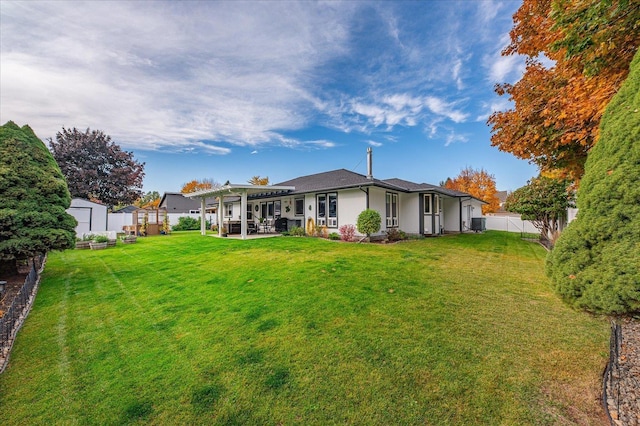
[423,97,468,123]
[445,133,469,147]
[366,140,383,147]
[0,1,355,152]
[346,93,467,134]
[306,140,336,149]
[476,98,512,121]
[484,33,526,84]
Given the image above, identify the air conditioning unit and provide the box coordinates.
[471,217,486,232]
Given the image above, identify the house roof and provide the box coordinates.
[160,192,218,212]
[382,178,482,200]
[112,205,138,213]
[272,170,485,203]
[273,169,401,194]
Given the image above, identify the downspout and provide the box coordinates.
[460,197,471,232]
[358,186,369,209]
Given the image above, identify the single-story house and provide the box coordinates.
[159,192,218,214]
[187,149,485,239]
[66,198,108,237]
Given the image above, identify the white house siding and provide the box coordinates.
[368,187,388,236]
[460,199,483,231]
[336,189,366,231]
[398,193,420,234]
[443,197,461,233]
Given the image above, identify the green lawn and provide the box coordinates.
[0,231,609,425]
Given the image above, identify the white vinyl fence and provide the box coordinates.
[484,215,539,234]
[106,213,219,233]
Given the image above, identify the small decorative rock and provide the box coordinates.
[606,317,640,426]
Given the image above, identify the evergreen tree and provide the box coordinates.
[546,50,640,314]
[0,121,77,273]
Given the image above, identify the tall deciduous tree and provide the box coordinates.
[180,178,219,194]
[504,176,574,241]
[0,121,77,274]
[49,128,145,207]
[444,167,500,214]
[248,176,269,185]
[546,49,640,314]
[488,0,640,180]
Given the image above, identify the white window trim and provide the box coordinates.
[294,197,304,216]
[424,194,432,214]
[386,192,399,228]
[316,193,338,228]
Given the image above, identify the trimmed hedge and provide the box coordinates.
[546,50,640,314]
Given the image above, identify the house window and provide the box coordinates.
[246,203,253,221]
[434,195,440,213]
[386,192,398,227]
[424,195,432,214]
[317,193,337,227]
[189,209,200,214]
[261,201,275,219]
[225,203,233,217]
[274,200,281,218]
[294,197,304,216]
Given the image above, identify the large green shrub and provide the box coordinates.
[172,216,210,231]
[356,209,381,237]
[546,50,640,314]
[0,121,77,273]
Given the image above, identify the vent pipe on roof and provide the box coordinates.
[366,147,373,180]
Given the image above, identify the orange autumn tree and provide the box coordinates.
[488,0,640,181]
[180,178,219,194]
[247,176,269,185]
[444,167,500,214]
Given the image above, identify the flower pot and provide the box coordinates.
[107,239,117,247]
[75,241,91,249]
[122,236,137,244]
[90,242,108,250]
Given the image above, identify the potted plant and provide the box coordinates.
[90,235,109,250]
[221,226,228,237]
[75,233,94,249]
[162,216,171,235]
[120,234,137,244]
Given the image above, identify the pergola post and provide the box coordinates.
[217,196,223,236]
[200,197,206,236]
[240,190,247,240]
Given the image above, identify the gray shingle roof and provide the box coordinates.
[274,169,400,194]
[269,169,485,203]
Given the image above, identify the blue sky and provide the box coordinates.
[0,0,538,193]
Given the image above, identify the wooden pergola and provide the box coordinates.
[130,208,167,236]
[186,183,295,240]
